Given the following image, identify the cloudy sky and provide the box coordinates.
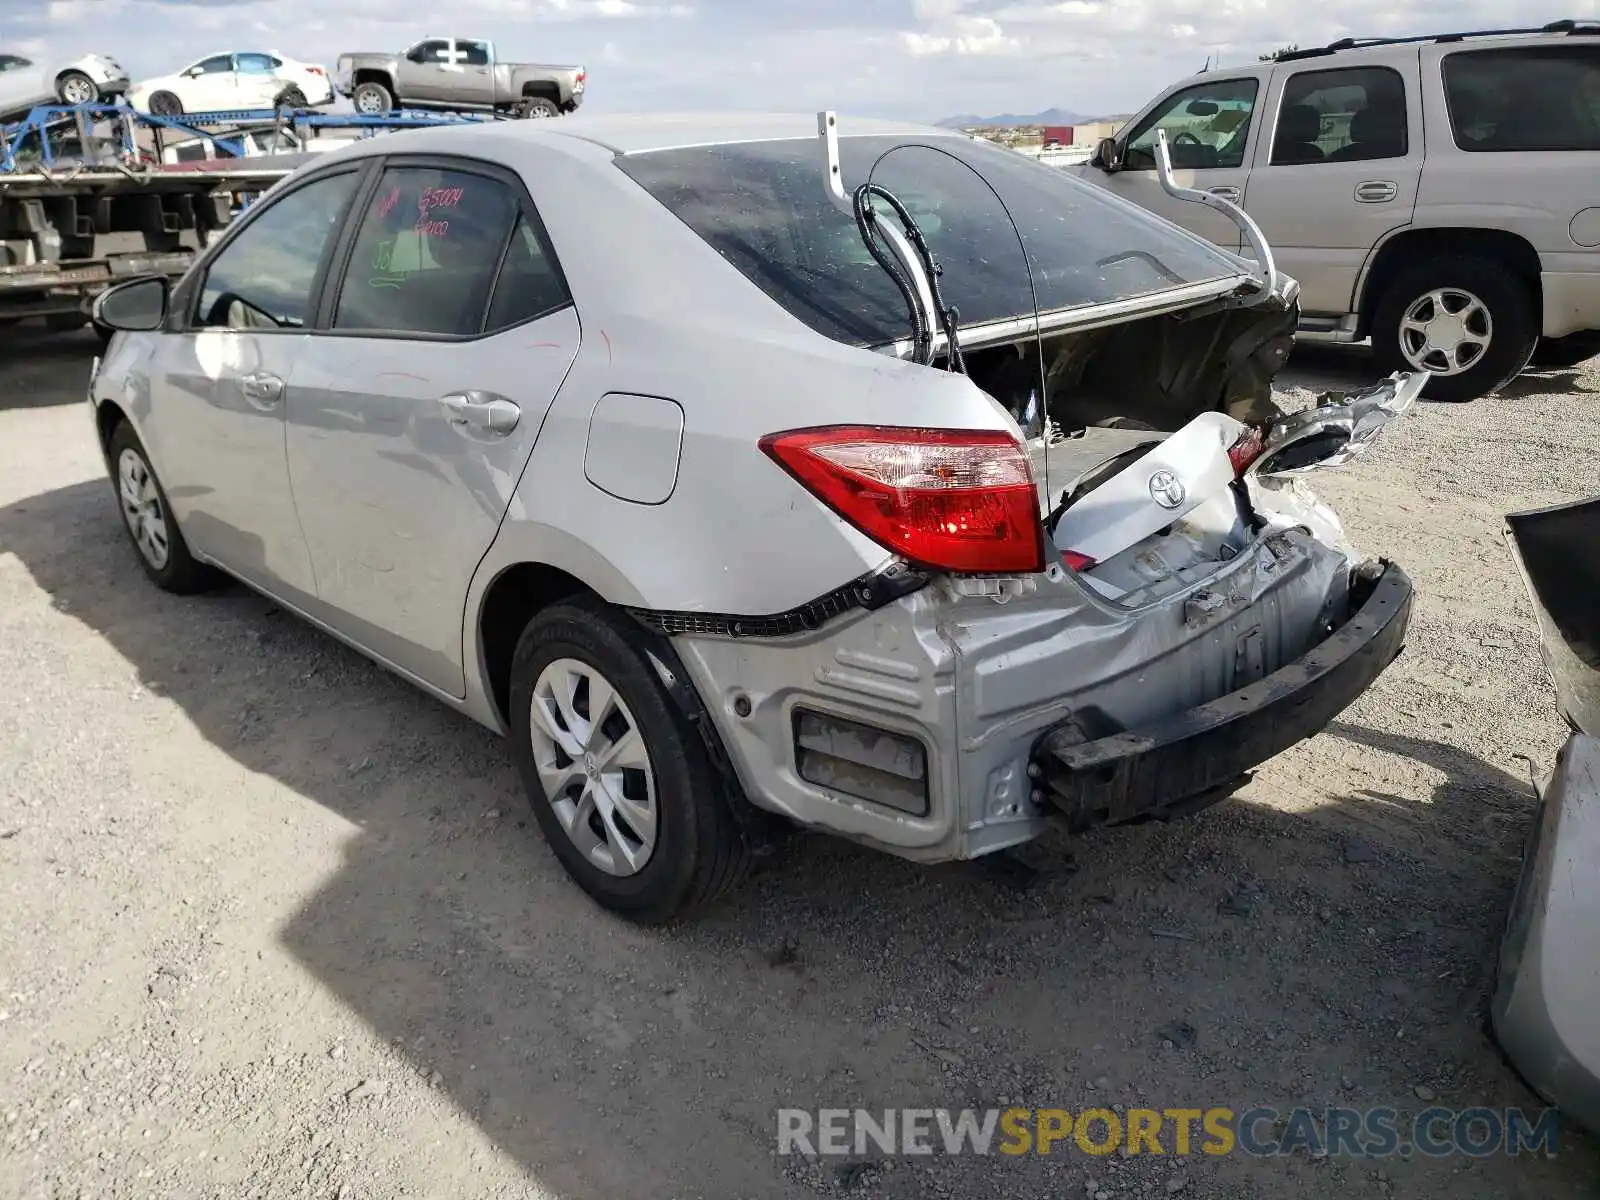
[4,0,1594,121]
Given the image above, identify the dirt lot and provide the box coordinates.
[2,326,1597,1200]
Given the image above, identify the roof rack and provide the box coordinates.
[1274,18,1600,62]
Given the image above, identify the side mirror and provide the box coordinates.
[1095,137,1122,172]
[406,48,425,63]
[92,276,169,332]
[183,66,203,78]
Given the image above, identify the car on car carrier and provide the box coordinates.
[1075,18,1600,401]
[87,111,1421,921]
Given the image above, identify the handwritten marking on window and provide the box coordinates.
[414,184,464,236]
[376,184,401,218]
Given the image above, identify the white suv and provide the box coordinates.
[1074,19,1600,401]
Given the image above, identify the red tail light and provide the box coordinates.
[759,425,1046,574]
[1227,425,1266,475]
[1061,549,1096,571]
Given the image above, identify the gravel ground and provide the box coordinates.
[2,327,1597,1199]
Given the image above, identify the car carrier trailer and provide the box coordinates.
[0,101,506,342]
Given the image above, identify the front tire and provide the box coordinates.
[147,90,183,116]
[351,81,393,115]
[1371,256,1537,403]
[508,597,751,922]
[56,70,96,106]
[106,421,220,594]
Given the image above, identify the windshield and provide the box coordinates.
[615,133,1246,348]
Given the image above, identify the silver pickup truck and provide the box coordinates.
[335,36,585,118]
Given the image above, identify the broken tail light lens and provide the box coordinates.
[1061,549,1096,571]
[1227,424,1267,475]
[759,425,1047,574]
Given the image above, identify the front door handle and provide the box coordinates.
[439,390,520,434]
[1354,180,1398,203]
[1208,185,1241,202]
[239,371,284,408]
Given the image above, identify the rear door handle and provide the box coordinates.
[1355,180,1398,203]
[1208,185,1241,202]
[239,371,284,407]
[439,390,520,434]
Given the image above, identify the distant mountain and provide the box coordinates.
[936,107,1096,128]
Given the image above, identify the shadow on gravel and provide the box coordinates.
[2,479,1596,1200]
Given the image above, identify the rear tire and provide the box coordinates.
[275,85,307,109]
[1371,256,1537,403]
[106,421,220,595]
[508,597,751,923]
[515,95,560,119]
[56,70,96,106]
[148,90,182,116]
[351,81,393,115]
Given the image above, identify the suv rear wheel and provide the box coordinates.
[1371,256,1537,403]
[508,597,751,922]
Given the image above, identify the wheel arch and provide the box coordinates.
[470,539,649,732]
[351,68,395,91]
[94,398,130,469]
[1356,227,1541,340]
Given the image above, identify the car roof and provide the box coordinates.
[491,111,966,156]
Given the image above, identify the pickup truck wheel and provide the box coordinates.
[106,421,220,595]
[515,96,560,119]
[508,597,751,923]
[56,70,96,105]
[1371,256,1537,403]
[148,90,183,116]
[351,81,393,115]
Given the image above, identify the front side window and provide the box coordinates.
[1123,78,1259,171]
[333,165,524,336]
[0,55,32,72]
[195,171,359,330]
[1271,66,1407,165]
[192,55,233,75]
[1443,46,1600,152]
[413,40,451,64]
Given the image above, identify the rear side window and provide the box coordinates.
[196,170,359,330]
[1443,46,1600,152]
[332,165,559,336]
[1271,66,1407,165]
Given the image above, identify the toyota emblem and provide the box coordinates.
[1148,469,1186,510]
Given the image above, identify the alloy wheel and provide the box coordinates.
[61,75,94,105]
[1399,287,1493,377]
[527,657,658,877]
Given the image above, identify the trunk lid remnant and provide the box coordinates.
[1492,494,1600,1138]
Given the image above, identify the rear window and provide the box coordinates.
[614,135,1245,348]
[1443,45,1600,152]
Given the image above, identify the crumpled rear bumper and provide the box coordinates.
[1031,562,1412,831]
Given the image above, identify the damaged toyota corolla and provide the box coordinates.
[87,112,1423,921]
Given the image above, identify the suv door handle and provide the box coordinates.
[1208,185,1241,202]
[1355,180,1398,203]
[439,391,520,434]
[239,371,284,407]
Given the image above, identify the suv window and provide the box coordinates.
[195,171,359,330]
[617,135,1244,348]
[458,40,491,67]
[1443,46,1600,152]
[1123,78,1258,170]
[1271,66,1407,165]
[333,165,531,336]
